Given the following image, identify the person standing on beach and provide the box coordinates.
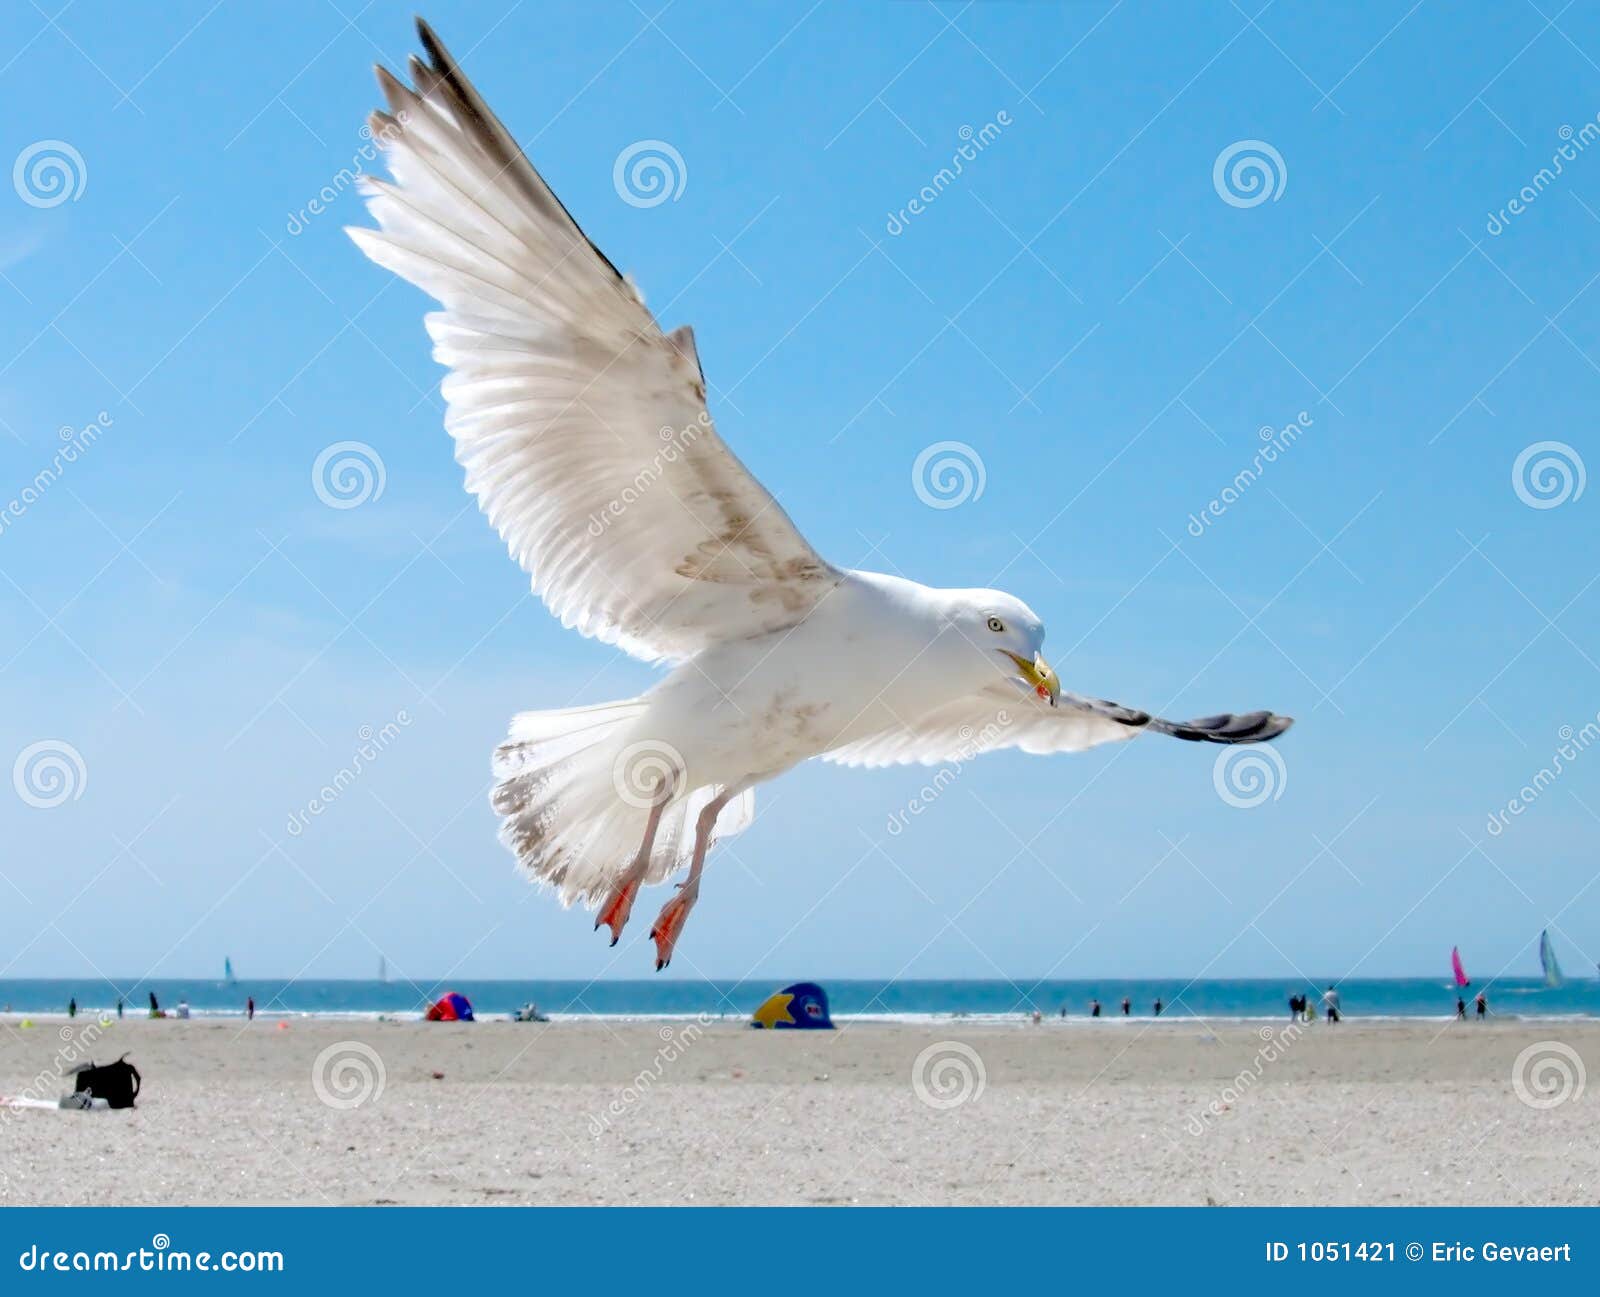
[1476,991,1487,1019]
[148,991,159,1018]
[1456,996,1466,1020]
[1322,985,1340,1023]
[1090,998,1101,1018]
[116,998,123,1020]
[1121,997,1131,1016]
[67,997,77,1019]
[1153,997,1163,1016]
[246,996,255,1022]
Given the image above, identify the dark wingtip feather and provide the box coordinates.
[1151,710,1293,744]
[416,15,450,70]
[403,16,632,291]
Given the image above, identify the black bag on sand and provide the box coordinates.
[69,1055,141,1109]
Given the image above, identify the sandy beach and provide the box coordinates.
[1,1015,1593,1206]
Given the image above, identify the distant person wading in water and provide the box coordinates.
[1476,991,1487,1019]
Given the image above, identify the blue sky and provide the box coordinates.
[2,1,1598,986]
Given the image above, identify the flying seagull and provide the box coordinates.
[349,20,1292,969]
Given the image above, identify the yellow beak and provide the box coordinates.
[1004,650,1060,707]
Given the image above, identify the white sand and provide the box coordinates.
[0,1015,1593,1205]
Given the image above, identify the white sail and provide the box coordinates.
[1540,930,1564,988]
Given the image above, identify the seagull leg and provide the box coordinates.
[595,791,671,947]
[650,786,740,971]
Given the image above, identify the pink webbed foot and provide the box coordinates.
[594,876,641,947]
[648,888,698,971]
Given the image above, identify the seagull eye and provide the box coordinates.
[986,616,1004,633]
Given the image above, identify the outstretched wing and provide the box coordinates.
[823,682,1292,768]
[349,20,837,663]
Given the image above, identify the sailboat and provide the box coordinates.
[1539,929,1564,988]
[224,956,236,986]
[1451,946,1469,988]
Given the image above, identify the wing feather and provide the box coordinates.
[349,19,837,663]
[824,683,1292,767]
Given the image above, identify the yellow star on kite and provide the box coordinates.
[752,993,795,1029]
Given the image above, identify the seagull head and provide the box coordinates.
[946,588,1060,707]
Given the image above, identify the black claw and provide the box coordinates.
[609,934,619,948]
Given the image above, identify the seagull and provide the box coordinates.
[349,20,1292,969]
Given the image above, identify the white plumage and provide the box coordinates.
[350,22,1292,968]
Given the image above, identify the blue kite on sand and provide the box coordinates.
[750,983,833,1030]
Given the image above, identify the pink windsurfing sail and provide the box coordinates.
[1451,946,1469,987]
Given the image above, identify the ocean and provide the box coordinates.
[2,977,1596,1021]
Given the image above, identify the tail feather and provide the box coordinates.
[491,699,752,907]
